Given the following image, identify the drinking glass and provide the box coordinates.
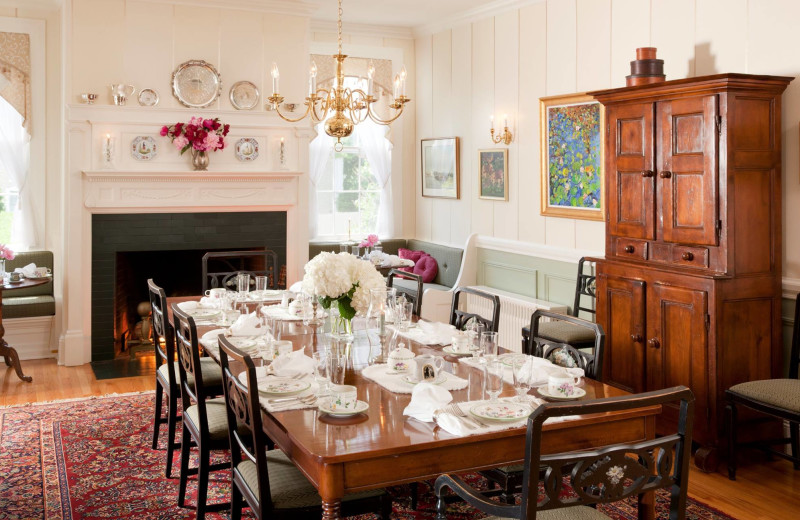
[237,273,251,294]
[485,360,503,402]
[313,351,331,396]
[398,301,413,332]
[511,355,532,403]
[339,243,349,253]
[351,245,360,257]
[329,354,347,385]
[481,331,499,360]
[255,275,268,293]
[466,321,486,359]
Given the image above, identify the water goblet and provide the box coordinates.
[481,331,499,360]
[511,355,532,403]
[485,360,503,402]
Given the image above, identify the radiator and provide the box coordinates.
[464,285,569,353]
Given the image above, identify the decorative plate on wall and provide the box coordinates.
[234,138,259,161]
[131,136,158,161]
[171,60,221,108]
[229,81,259,110]
[138,88,159,106]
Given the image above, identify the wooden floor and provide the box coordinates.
[2,359,798,518]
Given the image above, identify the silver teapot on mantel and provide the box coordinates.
[109,84,135,106]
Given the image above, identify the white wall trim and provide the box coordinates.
[132,0,316,17]
[475,235,603,264]
[0,0,62,9]
[414,0,545,36]
[310,20,413,40]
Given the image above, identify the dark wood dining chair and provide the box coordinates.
[387,269,424,316]
[173,304,231,519]
[449,286,501,332]
[202,250,280,292]
[218,336,392,520]
[149,279,222,478]
[436,386,695,520]
[726,291,800,480]
[521,257,596,352]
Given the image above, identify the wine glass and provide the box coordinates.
[485,360,503,402]
[466,320,486,360]
[511,355,532,403]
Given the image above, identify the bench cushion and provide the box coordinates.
[407,239,462,288]
[392,278,450,297]
[1,295,55,318]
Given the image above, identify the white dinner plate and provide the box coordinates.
[442,346,472,357]
[251,376,310,396]
[318,398,369,416]
[224,337,258,351]
[470,402,531,422]
[536,385,586,401]
[23,274,52,281]
[184,308,220,320]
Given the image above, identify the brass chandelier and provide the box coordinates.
[268,0,411,150]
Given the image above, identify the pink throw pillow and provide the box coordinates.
[412,254,438,283]
[398,248,426,273]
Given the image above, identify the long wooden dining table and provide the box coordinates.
[168,296,659,520]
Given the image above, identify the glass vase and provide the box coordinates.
[0,259,5,280]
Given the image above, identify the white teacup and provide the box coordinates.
[205,288,227,299]
[33,267,51,278]
[547,374,582,397]
[330,384,358,411]
[273,340,293,357]
[413,354,445,382]
[451,333,470,353]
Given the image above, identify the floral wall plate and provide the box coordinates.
[235,137,259,161]
[171,60,221,108]
[230,80,259,110]
[131,136,158,161]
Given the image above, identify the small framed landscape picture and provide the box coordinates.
[478,148,508,201]
[539,92,604,220]
[421,137,460,199]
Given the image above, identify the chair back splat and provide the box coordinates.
[202,250,280,292]
[148,279,174,385]
[527,309,605,381]
[572,257,597,320]
[387,269,424,317]
[449,287,501,333]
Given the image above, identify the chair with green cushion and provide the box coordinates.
[2,250,55,319]
[726,291,800,480]
[218,336,392,520]
[173,304,231,519]
[520,258,596,353]
[435,386,695,520]
[149,279,222,478]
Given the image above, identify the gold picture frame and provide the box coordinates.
[539,92,604,220]
[421,137,460,199]
[478,148,508,201]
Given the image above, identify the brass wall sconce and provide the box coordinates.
[490,114,513,145]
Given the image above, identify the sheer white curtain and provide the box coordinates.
[0,97,35,248]
[308,122,334,240]
[358,119,393,237]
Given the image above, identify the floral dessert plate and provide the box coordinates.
[225,337,258,351]
[442,346,472,357]
[402,374,447,385]
[254,377,310,396]
[318,398,369,416]
[470,402,531,422]
[184,308,220,320]
[537,385,586,401]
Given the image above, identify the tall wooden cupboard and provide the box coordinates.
[589,74,792,469]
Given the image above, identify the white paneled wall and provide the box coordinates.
[415,0,800,280]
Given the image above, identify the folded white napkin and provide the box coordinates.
[270,347,315,378]
[176,300,216,311]
[13,263,37,277]
[521,357,584,387]
[403,383,468,435]
[390,321,456,346]
[229,312,264,336]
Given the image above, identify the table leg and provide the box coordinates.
[0,340,32,382]
[321,498,341,520]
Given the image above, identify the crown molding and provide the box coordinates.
[132,0,316,17]
[0,0,62,10]
[310,19,413,40]
[414,0,545,36]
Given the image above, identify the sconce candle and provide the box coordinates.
[367,61,375,96]
[279,137,286,168]
[309,61,317,96]
[271,62,280,95]
[102,133,115,168]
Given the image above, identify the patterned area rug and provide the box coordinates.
[0,393,736,519]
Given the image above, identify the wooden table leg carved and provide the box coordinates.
[0,286,33,382]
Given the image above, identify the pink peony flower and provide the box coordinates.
[173,135,189,150]
[189,116,204,126]
[0,244,15,260]
[160,126,169,137]
[202,133,220,150]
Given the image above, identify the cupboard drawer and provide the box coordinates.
[671,245,709,268]
[614,238,648,260]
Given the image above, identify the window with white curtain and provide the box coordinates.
[309,76,393,240]
[0,95,28,246]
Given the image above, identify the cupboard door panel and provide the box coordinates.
[658,96,718,245]
[607,103,656,240]
[596,273,646,393]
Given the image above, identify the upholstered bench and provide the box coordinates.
[2,251,55,319]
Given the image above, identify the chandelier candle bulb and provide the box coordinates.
[490,115,494,130]
[367,61,375,96]
[400,66,407,97]
[271,62,279,95]
[309,61,317,96]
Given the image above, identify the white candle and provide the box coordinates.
[400,65,407,97]
[367,61,375,96]
[309,60,317,96]
[504,114,508,128]
[490,115,494,131]
[106,133,111,148]
[393,74,400,100]
[271,62,280,95]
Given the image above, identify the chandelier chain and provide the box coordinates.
[337,0,343,55]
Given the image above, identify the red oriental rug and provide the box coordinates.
[0,393,736,519]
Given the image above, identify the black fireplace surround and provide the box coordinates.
[91,212,286,361]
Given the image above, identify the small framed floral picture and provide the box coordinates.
[421,137,459,199]
[478,148,508,201]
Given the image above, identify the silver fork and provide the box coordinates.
[270,394,317,410]
[447,403,481,429]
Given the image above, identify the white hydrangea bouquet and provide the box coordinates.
[301,252,386,336]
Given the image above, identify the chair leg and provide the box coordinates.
[196,443,211,520]
[177,424,191,507]
[409,482,419,510]
[499,483,515,505]
[165,392,179,478]
[791,421,800,471]
[230,483,244,520]
[726,402,738,481]
[380,493,392,520]
[152,382,163,450]
[435,492,447,520]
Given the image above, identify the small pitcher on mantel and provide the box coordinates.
[109,84,135,105]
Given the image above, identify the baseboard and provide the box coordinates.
[3,315,56,360]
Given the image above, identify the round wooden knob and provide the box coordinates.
[631,334,643,343]
[641,170,655,178]
[647,338,660,349]
[624,245,634,253]
[681,252,694,261]
[660,171,672,178]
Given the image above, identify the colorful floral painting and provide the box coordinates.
[478,149,508,200]
[540,94,604,220]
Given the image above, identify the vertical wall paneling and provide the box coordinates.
[471,17,496,237]
[694,0,747,75]
[220,10,264,110]
[431,30,453,244]
[173,6,221,102]
[651,0,697,80]
[492,10,519,240]
[71,0,125,97]
[545,0,577,96]
[517,2,548,245]
[450,24,473,246]
[123,2,173,107]
[415,35,433,240]
[610,0,651,88]
[263,14,308,108]
[576,0,611,91]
